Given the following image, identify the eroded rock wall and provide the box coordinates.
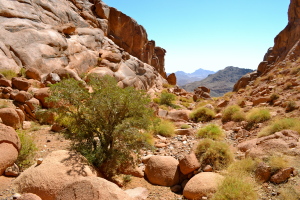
[0,0,168,91]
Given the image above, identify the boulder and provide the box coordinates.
[166,110,190,122]
[17,193,42,200]
[0,78,12,87]
[0,123,21,151]
[0,143,19,176]
[34,88,51,108]
[183,172,224,200]
[255,162,271,183]
[166,73,176,85]
[14,150,97,200]
[44,73,61,84]
[179,153,201,175]
[4,163,20,177]
[25,67,41,81]
[175,128,194,136]
[0,108,22,129]
[145,156,180,186]
[55,177,133,200]
[14,91,33,103]
[270,167,294,184]
[52,68,82,81]
[12,77,31,91]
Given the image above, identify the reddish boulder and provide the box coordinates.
[179,153,201,175]
[270,167,294,184]
[0,78,12,87]
[255,162,271,183]
[0,123,21,151]
[0,108,22,129]
[25,67,41,81]
[34,88,51,108]
[14,91,33,103]
[12,77,31,91]
[167,73,176,85]
[0,143,18,176]
[167,110,190,122]
[145,156,180,187]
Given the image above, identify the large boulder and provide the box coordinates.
[33,88,51,108]
[14,150,97,200]
[55,177,133,200]
[0,143,19,176]
[179,153,201,175]
[144,156,180,187]
[183,172,224,200]
[12,77,31,91]
[0,108,22,129]
[166,110,190,122]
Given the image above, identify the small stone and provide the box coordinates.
[37,158,43,165]
[203,165,213,172]
[12,193,22,199]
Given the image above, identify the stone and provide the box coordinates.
[167,73,176,85]
[44,73,61,84]
[52,68,82,81]
[14,150,97,200]
[255,162,271,183]
[270,167,294,184]
[0,143,19,176]
[25,98,40,111]
[166,110,190,122]
[145,156,180,186]
[171,185,182,193]
[4,163,19,177]
[34,88,51,108]
[55,176,132,200]
[125,187,149,200]
[14,91,33,103]
[25,67,41,81]
[0,78,12,87]
[175,129,194,136]
[237,138,257,152]
[51,123,64,132]
[0,123,21,151]
[23,121,32,130]
[203,165,213,172]
[183,172,224,200]
[12,77,31,91]
[0,108,22,129]
[179,153,201,175]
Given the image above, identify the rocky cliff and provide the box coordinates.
[0,0,168,91]
[234,0,300,91]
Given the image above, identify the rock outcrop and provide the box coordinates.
[0,0,169,92]
[234,0,300,91]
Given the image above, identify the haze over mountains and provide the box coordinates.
[169,68,215,86]
[182,66,254,97]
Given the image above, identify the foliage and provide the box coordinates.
[285,101,297,112]
[0,99,10,109]
[195,139,233,170]
[212,175,257,200]
[246,108,271,129]
[196,124,224,140]
[47,75,154,177]
[190,107,215,122]
[152,119,175,137]
[159,91,176,106]
[0,69,17,79]
[227,157,258,176]
[16,130,38,170]
[265,155,290,174]
[222,105,245,123]
[180,124,191,129]
[278,184,300,200]
[258,118,300,137]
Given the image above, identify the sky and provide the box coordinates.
[103,0,290,73]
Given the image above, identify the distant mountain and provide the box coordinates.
[182,66,254,97]
[168,68,215,86]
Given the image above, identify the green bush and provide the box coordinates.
[190,107,215,122]
[285,101,297,112]
[0,69,17,79]
[180,124,191,129]
[47,75,154,177]
[227,157,258,176]
[195,138,233,170]
[153,119,175,137]
[258,118,300,137]
[212,175,257,200]
[266,155,290,174]
[159,91,176,106]
[197,124,224,140]
[246,108,271,129]
[16,130,38,170]
[222,105,245,123]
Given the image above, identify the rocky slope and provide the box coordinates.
[183,66,253,96]
[0,0,171,92]
[170,68,215,86]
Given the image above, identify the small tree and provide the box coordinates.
[47,75,154,177]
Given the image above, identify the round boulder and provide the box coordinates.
[183,172,224,200]
[14,150,97,200]
[179,153,201,175]
[0,108,22,129]
[145,156,180,186]
[56,177,132,200]
[0,143,19,175]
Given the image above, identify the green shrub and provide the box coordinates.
[195,139,233,170]
[212,175,257,200]
[285,101,297,112]
[180,124,191,129]
[190,107,215,122]
[153,119,175,137]
[266,155,290,174]
[47,75,154,177]
[246,108,271,128]
[197,124,224,140]
[227,157,258,176]
[222,105,245,123]
[16,130,38,170]
[258,118,300,137]
[159,91,176,106]
[0,69,17,79]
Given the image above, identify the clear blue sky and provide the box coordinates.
[103,0,290,73]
